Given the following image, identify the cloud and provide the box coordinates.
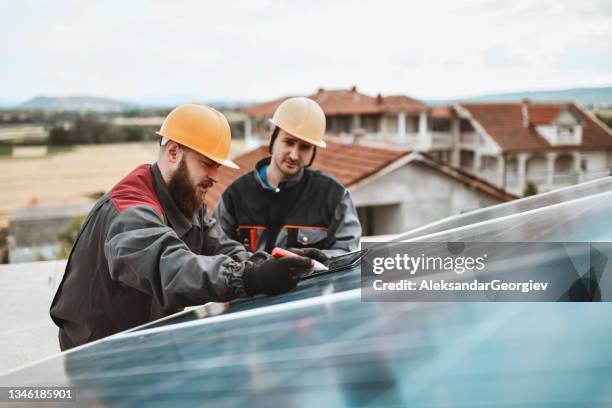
[557,41,612,72]
[482,47,520,69]
[0,0,611,101]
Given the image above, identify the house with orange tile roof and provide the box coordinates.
[205,141,515,236]
[242,86,447,152]
[453,101,612,195]
[243,88,612,196]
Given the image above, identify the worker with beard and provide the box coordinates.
[214,97,361,262]
[50,104,313,350]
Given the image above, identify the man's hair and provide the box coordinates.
[268,126,317,167]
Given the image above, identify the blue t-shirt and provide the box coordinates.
[258,164,278,192]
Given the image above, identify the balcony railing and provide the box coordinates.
[553,171,579,185]
[506,171,585,188]
[353,132,420,145]
[479,170,498,184]
[460,132,477,146]
[584,168,612,181]
[431,132,453,148]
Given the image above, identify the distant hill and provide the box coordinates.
[15,95,254,111]
[428,86,612,107]
[126,96,202,108]
[18,96,135,112]
[128,97,256,109]
[12,86,612,112]
[0,99,20,109]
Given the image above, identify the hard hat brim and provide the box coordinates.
[209,155,240,169]
[269,119,327,148]
[157,132,240,169]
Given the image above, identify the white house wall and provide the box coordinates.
[554,110,579,126]
[536,125,558,145]
[350,162,503,234]
[582,151,610,180]
[584,151,607,170]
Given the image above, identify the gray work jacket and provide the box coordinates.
[50,163,253,350]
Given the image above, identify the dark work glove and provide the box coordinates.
[288,247,328,264]
[243,256,311,296]
[248,251,270,266]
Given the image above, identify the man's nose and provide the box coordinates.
[207,166,219,182]
[289,145,300,161]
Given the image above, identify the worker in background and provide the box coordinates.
[214,97,361,263]
[50,104,314,350]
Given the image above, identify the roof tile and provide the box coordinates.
[460,102,612,152]
[243,88,428,117]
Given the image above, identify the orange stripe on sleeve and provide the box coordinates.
[282,225,328,231]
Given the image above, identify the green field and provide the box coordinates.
[594,109,612,117]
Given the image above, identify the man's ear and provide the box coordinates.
[165,141,183,164]
[268,127,280,154]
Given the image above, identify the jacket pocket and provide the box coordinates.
[295,228,328,248]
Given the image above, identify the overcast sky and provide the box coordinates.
[1,0,612,102]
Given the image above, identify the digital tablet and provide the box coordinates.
[301,248,368,279]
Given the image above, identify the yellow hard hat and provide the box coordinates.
[157,104,239,169]
[270,97,326,148]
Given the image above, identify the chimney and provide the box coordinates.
[521,98,531,128]
[317,87,324,93]
[376,93,383,105]
[350,85,357,92]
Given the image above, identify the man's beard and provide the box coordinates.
[276,156,301,177]
[168,158,204,218]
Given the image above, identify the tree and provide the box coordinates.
[595,113,612,131]
[47,113,159,146]
[56,216,85,259]
[523,181,539,197]
[0,226,9,264]
[48,126,74,145]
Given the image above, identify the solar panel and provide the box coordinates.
[393,176,612,242]
[1,180,612,406]
[2,297,611,406]
[403,187,612,243]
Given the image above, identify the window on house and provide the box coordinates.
[251,118,271,137]
[406,116,419,133]
[460,119,474,132]
[386,115,398,134]
[479,156,498,174]
[328,116,351,134]
[460,150,475,169]
[581,158,587,171]
[558,126,575,144]
[361,115,380,133]
[432,119,451,132]
[357,204,403,236]
[430,150,450,162]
